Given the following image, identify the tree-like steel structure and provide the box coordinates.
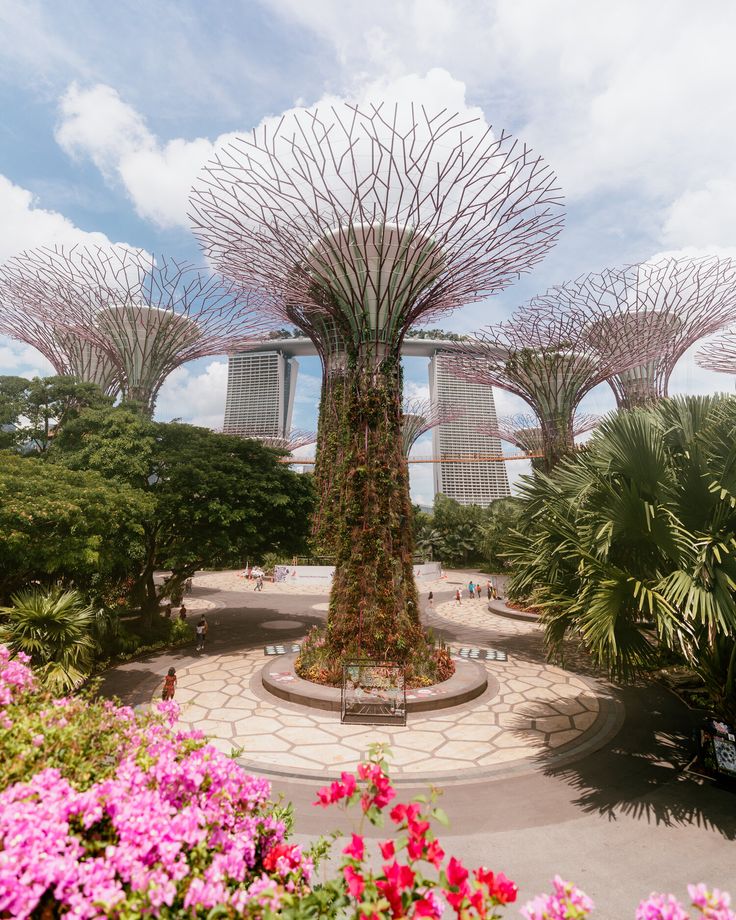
[0,246,273,415]
[190,102,564,662]
[695,328,736,377]
[258,430,317,453]
[552,256,736,408]
[401,397,463,457]
[452,300,655,471]
[0,265,119,395]
[482,411,600,469]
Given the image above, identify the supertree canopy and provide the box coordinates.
[0,268,119,395]
[551,256,736,408]
[257,430,317,453]
[190,102,564,663]
[482,411,600,470]
[0,246,272,415]
[453,302,651,471]
[401,397,463,457]
[695,328,736,376]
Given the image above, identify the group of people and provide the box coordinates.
[453,579,498,606]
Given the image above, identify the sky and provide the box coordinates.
[1,0,736,503]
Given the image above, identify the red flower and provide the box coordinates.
[414,896,442,918]
[379,839,395,860]
[343,833,365,861]
[446,856,469,889]
[390,802,421,825]
[344,865,365,899]
[383,860,416,891]
[313,770,358,807]
[263,843,300,873]
[425,839,445,868]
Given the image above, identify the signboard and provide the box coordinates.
[341,660,406,726]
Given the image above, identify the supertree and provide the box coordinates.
[0,246,273,415]
[0,268,119,395]
[190,102,564,662]
[695,328,736,377]
[482,411,600,470]
[452,301,653,472]
[258,430,317,452]
[553,256,736,408]
[401,397,463,457]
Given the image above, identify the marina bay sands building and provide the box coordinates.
[224,337,510,506]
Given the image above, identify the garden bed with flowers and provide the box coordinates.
[0,644,732,919]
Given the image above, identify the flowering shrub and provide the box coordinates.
[0,646,311,918]
[0,645,732,919]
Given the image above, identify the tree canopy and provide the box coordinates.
[0,450,149,602]
[51,406,315,611]
[505,395,736,718]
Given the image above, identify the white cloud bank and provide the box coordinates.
[54,69,486,230]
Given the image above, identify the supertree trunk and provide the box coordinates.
[311,368,348,557]
[326,354,422,660]
[539,413,575,472]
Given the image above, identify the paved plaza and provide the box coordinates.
[101,570,736,916]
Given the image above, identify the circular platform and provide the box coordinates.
[261,653,491,713]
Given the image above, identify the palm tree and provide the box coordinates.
[506,396,736,717]
[0,587,98,692]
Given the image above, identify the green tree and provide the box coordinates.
[0,451,150,602]
[506,396,736,718]
[0,375,112,452]
[52,407,315,618]
[0,587,98,692]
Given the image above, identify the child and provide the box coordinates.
[455,588,462,606]
[162,667,177,700]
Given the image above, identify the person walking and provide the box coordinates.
[455,588,462,606]
[428,590,434,608]
[161,667,177,700]
[475,583,482,600]
[195,615,208,652]
[487,581,492,601]
[179,604,187,620]
[468,580,475,599]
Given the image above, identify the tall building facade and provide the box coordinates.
[429,352,510,506]
[222,350,298,438]
[224,339,510,505]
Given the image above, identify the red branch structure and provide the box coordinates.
[190,103,564,347]
[401,398,463,457]
[0,274,119,395]
[0,246,273,414]
[546,256,736,407]
[695,329,736,376]
[451,301,656,470]
[257,430,317,453]
[189,102,564,662]
[481,411,600,462]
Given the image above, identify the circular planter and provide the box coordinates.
[261,653,492,714]
[488,598,540,623]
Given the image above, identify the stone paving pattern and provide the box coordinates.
[172,594,609,779]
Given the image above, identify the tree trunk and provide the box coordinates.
[311,370,348,558]
[326,355,422,662]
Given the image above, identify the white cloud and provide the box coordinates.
[662,181,736,251]
[53,68,487,230]
[0,173,122,263]
[0,336,54,378]
[154,359,228,428]
[264,0,736,209]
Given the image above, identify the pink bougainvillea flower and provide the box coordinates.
[636,892,690,920]
[343,833,365,862]
[344,864,365,899]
